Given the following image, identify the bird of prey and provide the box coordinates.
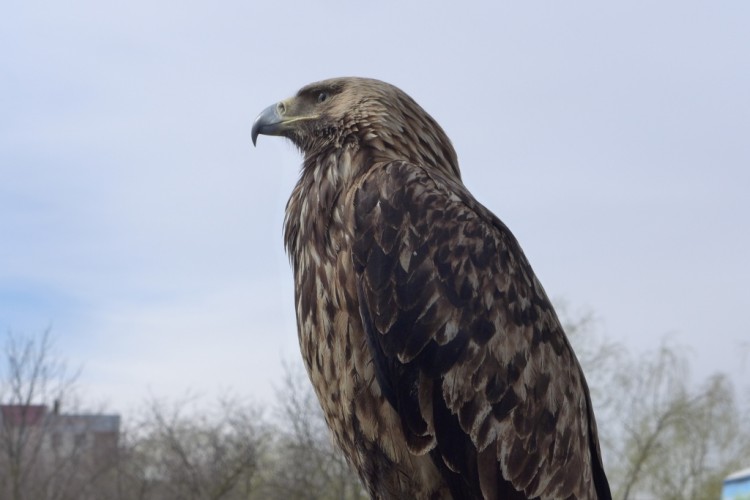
[252,77,611,500]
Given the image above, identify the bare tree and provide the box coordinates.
[114,395,266,500]
[0,329,66,498]
[255,362,366,500]
[605,344,750,500]
[563,309,750,500]
[0,329,117,500]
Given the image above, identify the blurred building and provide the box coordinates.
[0,403,120,462]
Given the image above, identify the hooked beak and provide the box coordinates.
[251,103,285,146]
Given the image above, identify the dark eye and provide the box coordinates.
[317,92,329,103]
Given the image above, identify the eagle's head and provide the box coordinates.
[252,77,460,179]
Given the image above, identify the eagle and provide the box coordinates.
[252,77,611,500]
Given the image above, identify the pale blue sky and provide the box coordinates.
[2,1,749,412]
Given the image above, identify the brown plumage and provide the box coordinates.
[252,77,611,500]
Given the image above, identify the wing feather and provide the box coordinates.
[352,160,610,499]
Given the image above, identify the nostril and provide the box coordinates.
[277,102,286,115]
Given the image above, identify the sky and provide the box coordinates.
[1,1,749,415]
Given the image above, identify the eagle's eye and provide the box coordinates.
[317,92,329,103]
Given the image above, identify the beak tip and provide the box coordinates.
[251,121,261,147]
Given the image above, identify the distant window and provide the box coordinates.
[50,433,61,450]
[74,433,86,447]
